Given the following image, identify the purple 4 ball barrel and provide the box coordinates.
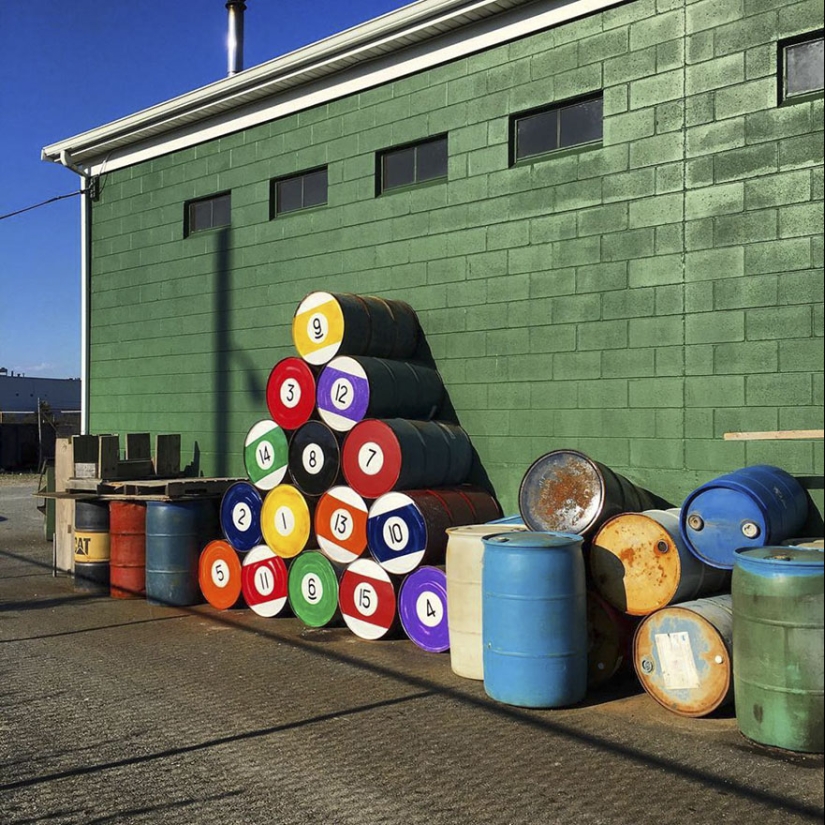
[398,565,450,653]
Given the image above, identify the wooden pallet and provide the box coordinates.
[64,476,244,499]
[72,433,181,480]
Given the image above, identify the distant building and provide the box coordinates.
[0,371,81,413]
[0,372,81,470]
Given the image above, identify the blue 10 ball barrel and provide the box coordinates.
[482,532,587,708]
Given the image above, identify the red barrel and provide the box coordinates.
[109,501,146,599]
[266,357,318,431]
[342,418,473,499]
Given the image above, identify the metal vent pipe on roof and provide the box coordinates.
[226,0,246,76]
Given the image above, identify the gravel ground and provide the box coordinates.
[1,479,823,825]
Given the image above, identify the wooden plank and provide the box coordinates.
[125,432,151,461]
[54,437,75,574]
[723,429,824,441]
[98,435,120,479]
[72,434,98,465]
[154,434,181,477]
[116,459,155,479]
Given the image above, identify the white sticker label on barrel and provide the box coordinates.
[280,379,301,409]
[275,506,296,537]
[382,517,410,553]
[416,591,443,627]
[302,444,324,475]
[308,313,329,344]
[654,631,701,691]
[232,502,252,532]
[358,442,384,476]
[211,559,231,589]
[330,377,354,411]
[254,565,275,597]
[354,581,378,617]
[331,508,354,541]
[302,573,323,604]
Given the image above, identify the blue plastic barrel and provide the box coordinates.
[482,531,587,708]
[680,465,808,570]
[145,501,215,606]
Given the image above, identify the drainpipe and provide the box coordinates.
[48,149,91,435]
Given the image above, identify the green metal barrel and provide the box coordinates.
[732,546,824,754]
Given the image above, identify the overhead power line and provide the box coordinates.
[0,191,83,222]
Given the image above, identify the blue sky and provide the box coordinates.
[0,0,408,379]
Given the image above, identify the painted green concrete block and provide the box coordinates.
[605,108,656,143]
[779,202,824,239]
[714,143,778,184]
[629,193,685,228]
[745,238,812,274]
[655,162,684,193]
[686,54,746,95]
[603,347,656,377]
[779,338,825,373]
[629,132,685,168]
[630,10,685,51]
[577,378,629,408]
[578,319,630,351]
[714,209,777,246]
[744,169,812,209]
[630,69,685,110]
[630,377,685,408]
[746,373,813,406]
[686,375,747,407]
[553,351,602,380]
[576,261,628,293]
[655,285,685,316]
[687,310,745,344]
[603,168,656,202]
[685,182,745,219]
[687,119,746,158]
[714,273,778,309]
[629,315,684,347]
[601,228,656,261]
[577,203,629,237]
[746,305,813,339]
[628,253,683,287]
[714,340,779,374]
[604,47,657,87]
[778,269,825,306]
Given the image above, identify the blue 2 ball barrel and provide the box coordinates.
[145,500,217,606]
[680,465,808,570]
[482,532,587,708]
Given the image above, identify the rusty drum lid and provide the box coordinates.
[518,450,605,535]
[590,512,683,616]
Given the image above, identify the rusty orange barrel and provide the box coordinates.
[633,595,733,717]
[590,509,730,616]
[109,501,147,599]
[587,591,638,688]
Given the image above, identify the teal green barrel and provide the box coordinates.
[482,532,587,708]
[145,500,216,606]
[732,546,824,753]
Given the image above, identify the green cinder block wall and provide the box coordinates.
[88,0,824,518]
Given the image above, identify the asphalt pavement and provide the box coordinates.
[1,476,823,825]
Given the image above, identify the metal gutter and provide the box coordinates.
[41,0,624,175]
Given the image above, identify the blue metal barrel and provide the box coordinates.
[145,501,215,606]
[680,465,808,570]
[482,532,587,708]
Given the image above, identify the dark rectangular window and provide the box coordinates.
[273,166,328,215]
[378,135,448,194]
[511,94,603,162]
[780,31,824,103]
[186,192,231,235]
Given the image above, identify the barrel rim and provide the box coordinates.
[517,449,606,534]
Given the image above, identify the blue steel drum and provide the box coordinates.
[146,500,215,606]
[482,531,587,708]
[220,481,263,552]
[680,465,808,570]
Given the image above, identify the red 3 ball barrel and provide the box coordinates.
[292,291,420,366]
[109,501,146,599]
[342,418,473,499]
[316,356,444,432]
[266,356,318,431]
[519,450,670,538]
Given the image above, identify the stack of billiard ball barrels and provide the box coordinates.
[200,292,502,652]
